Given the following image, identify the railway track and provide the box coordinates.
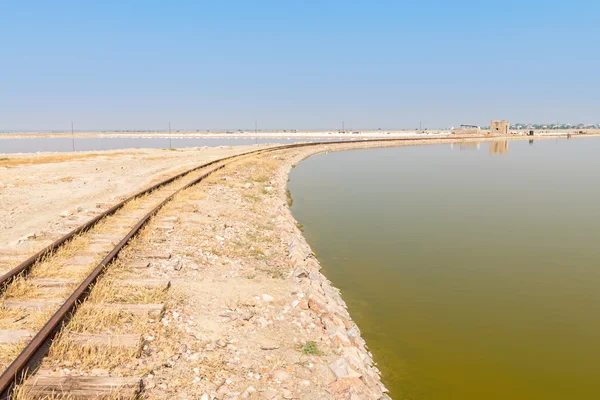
[0,136,479,399]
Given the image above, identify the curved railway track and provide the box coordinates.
[0,136,471,398]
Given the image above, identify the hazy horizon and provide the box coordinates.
[2,1,599,131]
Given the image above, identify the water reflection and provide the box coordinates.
[489,140,509,155]
[450,141,510,155]
[451,142,481,151]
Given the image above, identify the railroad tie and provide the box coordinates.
[28,278,78,288]
[63,255,97,268]
[145,251,171,260]
[0,330,35,344]
[104,222,132,230]
[89,303,165,318]
[3,299,64,310]
[68,332,143,350]
[114,279,171,290]
[88,233,123,244]
[161,216,179,222]
[21,375,142,399]
[128,260,151,269]
[155,224,175,231]
[85,242,116,253]
[181,204,197,213]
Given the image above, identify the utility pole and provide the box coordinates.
[419,121,422,131]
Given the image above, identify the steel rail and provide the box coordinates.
[0,136,484,398]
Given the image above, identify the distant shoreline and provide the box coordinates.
[2,129,599,140]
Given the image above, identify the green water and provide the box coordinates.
[287,138,600,400]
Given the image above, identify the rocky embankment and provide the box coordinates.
[275,153,390,399]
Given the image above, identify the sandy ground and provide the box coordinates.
[0,146,260,262]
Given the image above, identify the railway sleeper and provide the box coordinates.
[125,260,150,269]
[63,255,97,267]
[28,278,78,288]
[0,329,34,344]
[88,303,165,319]
[20,375,142,399]
[3,298,64,310]
[114,279,171,291]
[67,332,143,351]
[142,252,171,260]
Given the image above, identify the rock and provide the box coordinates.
[243,297,258,307]
[260,342,280,350]
[217,383,228,396]
[143,377,156,390]
[331,332,352,347]
[329,358,362,380]
[263,186,273,193]
[263,389,277,399]
[292,267,309,278]
[173,260,183,271]
[244,183,253,189]
[308,298,326,315]
[298,299,309,310]
[273,369,291,382]
[261,294,275,303]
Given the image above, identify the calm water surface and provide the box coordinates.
[288,138,600,399]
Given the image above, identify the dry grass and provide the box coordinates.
[85,279,169,305]
[14,387,134,400]
[4,277,42,299]
[29,237,94,280]
[66,305,148,335]
[0,307,55,330]
[0,342,28,368]
[47,331,140,371]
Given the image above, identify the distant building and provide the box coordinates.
[490,120,510,135]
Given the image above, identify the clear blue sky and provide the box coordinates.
[1,1,598,131]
